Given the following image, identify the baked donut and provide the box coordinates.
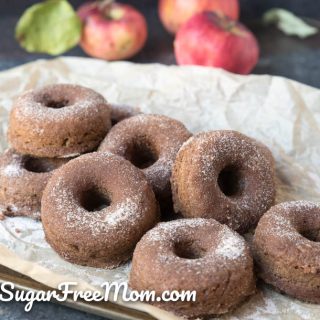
[253,201,320,303]
[129,218,255,318]
[41,152,159,268]
[8,84,111,157]
[110,104,141,125]
[171,130,275,233]
[0,149,68,219]
[99,114,191,203]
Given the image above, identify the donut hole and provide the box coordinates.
[218,165,244,197]
[45,98,70,109]
[81,188,110,212]
[125,141,158,169]
[174,240,206,260]
[300,229,320,242]
[23,156,60,173]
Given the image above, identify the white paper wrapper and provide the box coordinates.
[0,57,319,319]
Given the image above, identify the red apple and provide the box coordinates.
[174,12,259,74]
[78,1,147,60]
[159,0,239,34]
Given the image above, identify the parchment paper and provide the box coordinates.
[0,57,319,320]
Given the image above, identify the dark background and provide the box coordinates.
[1,0,320,87]
[0,1,319,319]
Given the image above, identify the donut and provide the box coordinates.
[171,130,275,233]
[41,152,159,268]
[253,201,320,303]
[129,218,255,318]
[8,84,111,157]
[110,104,141,125]
[0,149,68,219]
[98,114,192,204]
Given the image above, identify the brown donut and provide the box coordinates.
[110,104,141,125]
[98,114,191,203]
[171,130,276,233]
[253,201,320,303]
[8,84,111,157]
[129,218,255,318]
[41,152,159,268]
[0,149,68,219]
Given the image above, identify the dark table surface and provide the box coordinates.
[0,1,320,320]
[1,0,320,87]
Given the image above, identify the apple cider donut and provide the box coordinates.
[129,218,256,318]
[98,114,191,202]
[171,130,275,233]
[0,149,68,219]
[41,152,159,268]
[8,84,111,157]
[110,104,141,125]
[253,201,320,303]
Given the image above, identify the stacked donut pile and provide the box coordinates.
[1,84,320,319]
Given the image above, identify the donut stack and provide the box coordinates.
[0,84,109,218]
[1,84,319,319]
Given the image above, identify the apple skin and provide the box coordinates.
[174,12,259,74]
[159,0,239,34]
[78,2,147,60]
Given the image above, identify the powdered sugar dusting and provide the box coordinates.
[0,149,24,177]
[45,152,154,239]
[146,218,209,243]
[2,163,22,177]
[279,200,320,211]
[63,196,142,237]
[99,197,139,226]
[216,226,245,260]
[15,84,108,121]
[99,114,191,195]
[172,130,275,231]
[146,219,246,262]
[260,201,320,242]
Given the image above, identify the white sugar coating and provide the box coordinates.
[261,201,320,241]
[103,115,190,158]
[0,149,23,177]
[99,114,191,194]
[63,196,142,237]
[46,152,152,238]
[2,163,22,177]
[146,219,246,261]
[99,198,139,226]
[51,172,145,238]
[173,130,275,231]
[146,218,210,242]
[216,226,245,260]
[278,200,320,211]
[193,132,272,176]
[13,84,108,123]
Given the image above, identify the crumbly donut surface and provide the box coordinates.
[41,152,159,269]
[253,201,320,303]
[0,149,68,219]
[130,218,255,318]
[171,130,276,233]
[8,84,111,157]
[99,114,191,202]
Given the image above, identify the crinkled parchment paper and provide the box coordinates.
[0,57,319,320]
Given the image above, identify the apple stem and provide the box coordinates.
[98,0,114,12]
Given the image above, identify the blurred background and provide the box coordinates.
[1,0,320,87]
